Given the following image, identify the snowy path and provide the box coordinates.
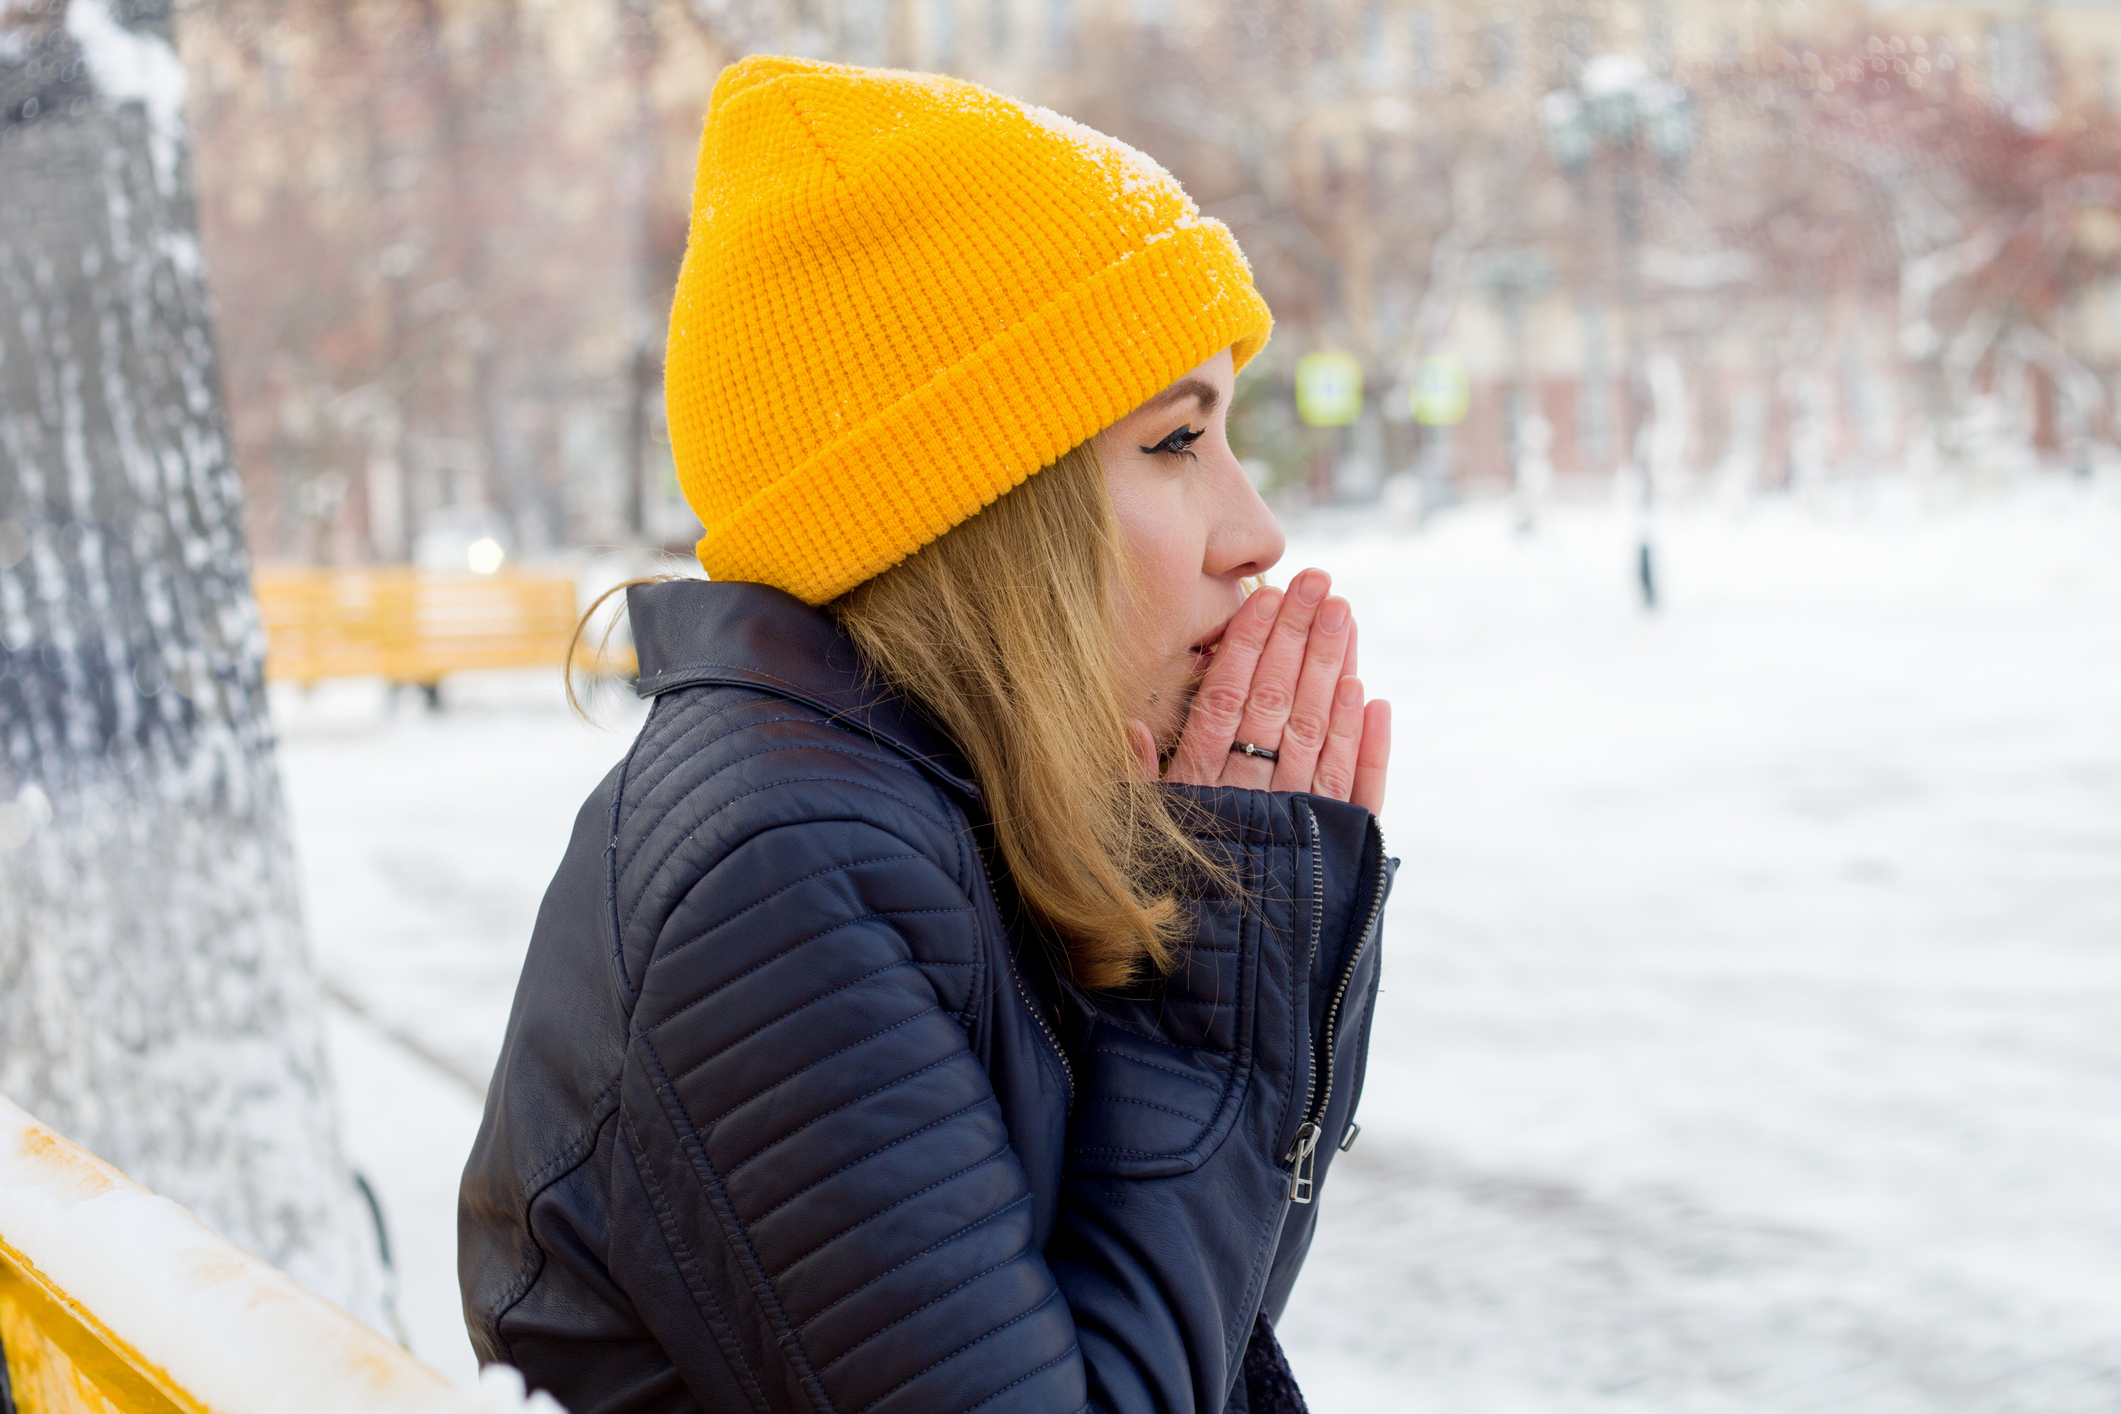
[278,483,2121,1411]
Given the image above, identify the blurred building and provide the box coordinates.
[182,0,729,563]
[179,0,2121,561]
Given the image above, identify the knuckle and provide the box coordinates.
[1245,681,1294,717]
[1313,764,1352,798]
[1283,710,1328,749]
[1195,681,1249,721]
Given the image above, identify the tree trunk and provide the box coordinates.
[0,0,381,1317]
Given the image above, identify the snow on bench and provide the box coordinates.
[0,1094,560,1414]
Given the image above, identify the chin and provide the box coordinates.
[1148,674,1202,754]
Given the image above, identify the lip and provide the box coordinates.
[1181,595,1248,668]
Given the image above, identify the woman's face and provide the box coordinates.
[1096,348,1286,744]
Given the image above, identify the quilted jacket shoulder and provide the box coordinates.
[610,683,988,1024]
[459,580,1392,1414]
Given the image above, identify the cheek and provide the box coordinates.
[1112,479,1201,593]
[1117,515,1203,645]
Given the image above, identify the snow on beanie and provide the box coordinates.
[665,55,1274,605]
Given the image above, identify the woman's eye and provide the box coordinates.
[1141,425,1205,459]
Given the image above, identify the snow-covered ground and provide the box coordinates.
[278,477,2121,1412]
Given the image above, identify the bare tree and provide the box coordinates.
[0,0,381,1315]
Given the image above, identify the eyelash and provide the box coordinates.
[1140,425,1205,460]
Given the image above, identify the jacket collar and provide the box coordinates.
[627,578,982,801]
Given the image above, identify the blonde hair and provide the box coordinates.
[828,441,1212,992]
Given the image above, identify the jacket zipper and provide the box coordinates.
[975,850,1075,1108]
[1011,955,1073,1109]
[1285,806,1388,1205]
[1283,802,1327,1201]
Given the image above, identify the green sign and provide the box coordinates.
[1411,353,1470,426]
[1296,352,1363,427]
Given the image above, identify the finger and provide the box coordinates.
[1351,698,1391,817]
[1269,595,1352,793]
[1166,585,1282,785]
[1227,567,1330,784]
[1310,676,1365,802]
[1127,719,1160,782]
[1343,617,1358,681]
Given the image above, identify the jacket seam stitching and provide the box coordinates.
[815,1250,1027,1377]
[665,908,973,997]
[624,758,951,931]
[620,705,808,875]
[720,1051,964,1185]
[621,713,941,879]
[1084,1047,1226,1092]
[620,1106,777,1414]
[650,907,969,1038]
[657,852,928,961]
[956,1347,1084,1414]
[655,957,917,1069]
[486,1087,623,1362]
[1088,1015,1236,1054]
[625,773,960,935]
[640,1034,842,1414]
[515,1070,626,1198]
[1070,827,1270,1169]
[704,1005,943,1126]
[770,1150,1010,1281]
[634,668,979,799]
[747,1095,997,1227]
[846,1286,1068,1414]
[624,691,758,805]
[1075,1092,1219,1124]
[793,1195,1032,1335]
[610,697,662,1003]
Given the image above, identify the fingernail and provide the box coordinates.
[1252,586,1282,619]
[1336,676,1361,708]
[1295,570,1328,605]
[1319,598,1348,632]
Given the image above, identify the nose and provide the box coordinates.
[1205,452,1286,582]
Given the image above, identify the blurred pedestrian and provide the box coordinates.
[460,56,1393,1414]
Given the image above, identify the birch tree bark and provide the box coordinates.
[0,0,382,1317]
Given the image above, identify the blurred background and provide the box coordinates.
[178,0,2121,555]
[5,0,2120,1410]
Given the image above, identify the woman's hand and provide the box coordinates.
[1130,568,1391,816]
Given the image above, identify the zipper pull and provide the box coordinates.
[1338,1120,1361,1153]
[1286,1122,1321,1204]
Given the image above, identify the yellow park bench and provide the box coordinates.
[252,567,636,702]
[0,1093,561,1413]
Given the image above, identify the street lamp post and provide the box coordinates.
[1474,248,1556,532]
[1539,55,1695,609]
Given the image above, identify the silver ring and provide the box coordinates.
[1231,741,1280,763]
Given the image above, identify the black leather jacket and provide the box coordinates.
[459,580,1392,1414]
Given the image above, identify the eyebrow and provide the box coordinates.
[1139,377,1220,420]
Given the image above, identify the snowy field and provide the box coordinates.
[277,477,2121,1413]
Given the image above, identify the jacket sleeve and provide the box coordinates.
[614,796,1089,1414]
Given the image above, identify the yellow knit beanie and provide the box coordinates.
[665,56,1273,605]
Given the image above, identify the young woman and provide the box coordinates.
[460,56,1394,1414]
